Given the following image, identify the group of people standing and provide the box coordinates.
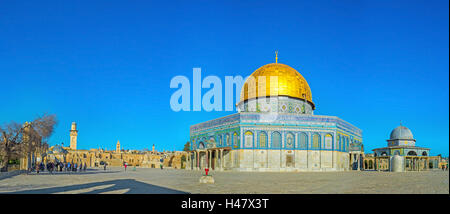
[34,161,87,174]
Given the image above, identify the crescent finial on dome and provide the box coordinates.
[275,50,278,64]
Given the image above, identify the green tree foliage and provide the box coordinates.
[183,142,190,151]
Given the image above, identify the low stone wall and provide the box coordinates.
[0,170,26,180]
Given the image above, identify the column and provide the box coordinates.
[208,150,212,169]
[190,152,193,170]
[375,158,378,171]
[416,158,419,171]
[205,151,208,169]
[349,154,353,170]
[214,150,218,170]
[186,152,189,170]
[357,154,360,171]
[196,151,199,170]
[188,152,191,170]
[220,149,224,171]
[231,149,234,169]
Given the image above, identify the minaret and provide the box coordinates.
[116,140,121,153]
[70,122,78,150]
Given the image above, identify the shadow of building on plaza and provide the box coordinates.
[26,168,120,176]
[8,179,188,194]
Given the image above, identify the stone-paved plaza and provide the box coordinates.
[0,167,448,194]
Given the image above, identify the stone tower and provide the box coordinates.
[152,144,155,152]
[116,140,121,153]
[70,122,78,150]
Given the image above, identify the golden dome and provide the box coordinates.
[239,63,315,109]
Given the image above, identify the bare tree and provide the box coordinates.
[0,122,24,172]
[22,114,57,169]
[0,114,57,172]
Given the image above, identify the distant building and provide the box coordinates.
[363,124,440,171]
[116,140,121,153]
[69,122,78,150]
[373,124,430,157]
[19,122,188,170]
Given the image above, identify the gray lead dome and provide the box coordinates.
[389,125,414,140]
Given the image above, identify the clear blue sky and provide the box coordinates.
[0,0,448,155]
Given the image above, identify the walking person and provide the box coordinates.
[83,163,87,171]
[124,162,128,171]
[103,163,107,171]
[74,163,77,172]
[49,162,53,174]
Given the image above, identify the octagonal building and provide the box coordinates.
[373,124,430,157]
[186,59,363,172]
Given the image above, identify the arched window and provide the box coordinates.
[394,150,400,156]
[233,132,239,148]
[209,137,215,148]
[325,134,333,149]
[198,142,205,149]
[259,132,267,148]
[286,133,295,148]
[272,132,281,148]
[226,134,230,146]
[312,134,320,149]
[299,133,308,149]
[422,151,427,156]
[244,131,253,148]
[407,151,417,156]
[218,135,222,146]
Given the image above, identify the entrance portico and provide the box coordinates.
[187,147,232,171]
